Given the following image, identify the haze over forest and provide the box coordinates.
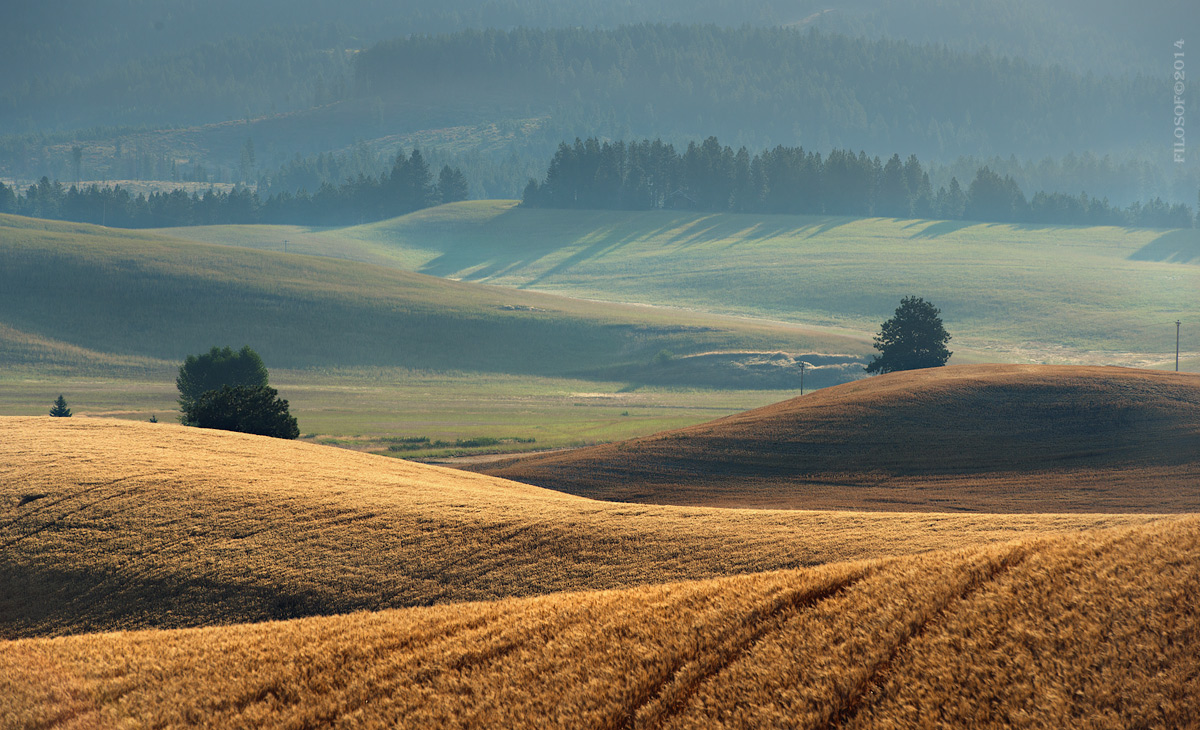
[4,0,1199,207]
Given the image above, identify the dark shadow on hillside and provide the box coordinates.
[521,235,641,287]
[417,206,689,282]
[416,207,859,284]
[0,563,371,639]
[909,220,976,238]
[657,213,848,246]
[803,217,856,238]
[1129,229,1200,263]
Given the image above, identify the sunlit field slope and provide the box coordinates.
[5,518,1198,729]
[480,365,1200,512]
[0,417,1152,640]
[0,213,868,381]
[159,200,1200,368]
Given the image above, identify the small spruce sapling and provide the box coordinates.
[49,395,72,417]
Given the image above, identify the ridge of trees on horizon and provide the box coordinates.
[0,150,468,228]
[521,137,1198,230]
[4,3,1168,135]
[4,21,1194,206]
[355,25,1163,165]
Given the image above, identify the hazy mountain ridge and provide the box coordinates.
[3,2,1195,206]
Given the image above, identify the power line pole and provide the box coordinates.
[1177,320,1182,372]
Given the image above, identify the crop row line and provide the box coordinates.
[1,473,151,532]
[625,567,875,730]
[820,546,1033,729]
[0,476,151,553]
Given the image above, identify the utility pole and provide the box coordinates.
[799,361,806,396]
[283,239,288,254]
[1177,320,1182,372]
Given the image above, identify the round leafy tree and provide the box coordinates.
[177,345,269,422]
[865,296,952,374]
[185,385,299,439]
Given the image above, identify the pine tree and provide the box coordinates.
[49,394,72,417]
[877,154,911,218]
[437,165,470,204]
[390,150,436,213]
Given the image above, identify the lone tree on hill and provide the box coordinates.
[49,394,72,417]
[865,296,953,374]
[177,345,269,423]
[184,385,299,439]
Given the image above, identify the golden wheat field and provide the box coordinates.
[0,416,1147,640]
[3,379,1198,729]
[3,518,1197,729]
[479,364,1200,512]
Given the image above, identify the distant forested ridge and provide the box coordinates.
[4,0,1176,133]
[522,137,1198,229]
[4,24,1181,178]
[354,25,1161,165]
[4,9,1195,205]
[0,151,466,228]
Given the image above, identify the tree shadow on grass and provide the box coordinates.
[1128,229,1200,263]
[417,206,679,283]
[907,220,977,238]
[417,208,860,285]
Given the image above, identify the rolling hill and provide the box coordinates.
[157,201,1200,370]
[4,517,1197,728]
[478,365,1200,513]
[0,416,1150,640]
[0,213,869,385]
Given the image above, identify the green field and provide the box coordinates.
[0,368,790,457]
[7,203,1196,453]
[0,213,865,375]
[0,213,861,452]
[158,201,1200,370]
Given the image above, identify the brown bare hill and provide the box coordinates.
[477,365,1200,513]
[0,416,1149,640]
[5,518,1198,729]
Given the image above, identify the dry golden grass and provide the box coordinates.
[478,364,1200,512]
[0,416,1155,639]
[2,518,1196,729]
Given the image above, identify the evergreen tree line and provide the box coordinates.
[0,151,468,228]
[1,26,354,134]
[3,0,1169,131]
[256,143,543,202]
[522,137,1198,229]
[928,153,1200,214]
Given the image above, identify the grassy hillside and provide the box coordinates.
[4,517,1197,728]
[479,365,1200,513]
[0,417,1152,640]
[0,367,815,458]
[0,213,878,455]
[0,213,869,383]
[161,201,1200,369]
